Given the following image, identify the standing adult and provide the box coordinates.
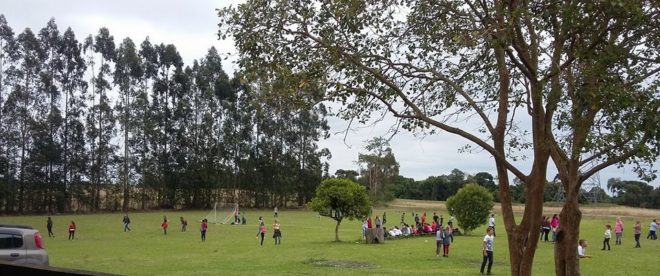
[274,206,278,218]
[200,219,208,241]
[433,212,439,224]
[362,218,368,240]
[375,216,382,229]
[367,216,373,229]
[123,214,131,232]
[382,212,387,225]
[488,214,496,237]
[442,223,452,257]
[633,220,641,248]
[273,219,282,245]
[550,214,560,243]
[541,216,551,242]
[647,219,657,240]
[614,217,624,245]
[68,221,76,240]
[46,217,54,238]
[480,227,495,275]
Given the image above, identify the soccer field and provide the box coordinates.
[2,204,658,275]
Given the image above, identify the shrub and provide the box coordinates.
[446,183,494,234]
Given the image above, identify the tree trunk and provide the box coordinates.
[555,181,582,276]
[334,219,342,242]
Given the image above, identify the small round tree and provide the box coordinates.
[446,183,494,234]
[307,178,372,241]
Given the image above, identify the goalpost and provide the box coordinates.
[202,202,239,224]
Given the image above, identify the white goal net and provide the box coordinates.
[202,202,239,224]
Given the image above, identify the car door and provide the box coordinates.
[0,232,26,263]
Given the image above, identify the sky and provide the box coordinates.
[2,0,657,189]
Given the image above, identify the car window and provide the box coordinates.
[0,233,23,249]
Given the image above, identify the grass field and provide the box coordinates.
[1,200,658,275]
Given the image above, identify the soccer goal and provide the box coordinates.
[202,202,239,224]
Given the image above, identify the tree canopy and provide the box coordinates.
[446,183,494,234]
[218,1,660,275]
[307,178,372,241]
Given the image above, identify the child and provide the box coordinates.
[273,219,282,245]
[578,239,592,258]
[602,224,611,250]
[614,217,623,245]
[200,219,208,241]
[68,221,76,240]
[46,217,54,238]
[180,217,188,232]
[435,227,443,257]
[633,220,641,248]
[442,223,452,257]
[123,214,131,232]
[162,217,169,235]
[480,227,494,275]
[256,221,267,246]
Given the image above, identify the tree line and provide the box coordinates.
[0,16,330,214]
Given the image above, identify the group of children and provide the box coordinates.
[45,217,77,240]
[578,217,658,259]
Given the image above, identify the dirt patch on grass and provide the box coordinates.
[306,258,377,269]
[388,199,659,218]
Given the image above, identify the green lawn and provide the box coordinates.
[2,206,658,275]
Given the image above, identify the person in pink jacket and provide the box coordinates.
[615,217,624,245]
[550,214,560,243]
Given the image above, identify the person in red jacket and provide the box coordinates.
[68,221,76,240]
[367,217,373,229]
[162,216,169,235]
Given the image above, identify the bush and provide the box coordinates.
[446,183,494,234]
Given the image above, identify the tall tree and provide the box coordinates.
[114,37,143,211]
[357,137,399,201]
[218,1,660,275]
[0,14,17,212]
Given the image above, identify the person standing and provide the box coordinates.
[614,217,624,245]
[647,219,657,240]
[633,220,641,248]
[274,206,278,218]
[180,217,188,232]
[550,214,560,243]
[123,214,131,232]
[273,219,282,245]
[68,221,76,240]
[200,219,208,242]
[256,221,267,246]
[375,216,382,229]
[432,212,439,224]
[541,216,551,242]
[435,226,443,257]
[602,224,611,250]
[362,218,368,240]
[162,216,169,235]
[46,217,54,238]
[442,223,452,257]
[488,214,496,237]
[382,212,387,225]
[480,227,494,275]
[400,212,405,224]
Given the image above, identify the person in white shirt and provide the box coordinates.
[480,227,495,275]
[648,219,658,240]
[488,214,496,237]
[578,239,592,258]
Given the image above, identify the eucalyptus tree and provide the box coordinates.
[60,27,87,212]
[114,37,142,211]
[218,1,660,275]
[357,137,399,202]
[0,14,16,212]
[85,27,117,211]
[4,28,45,212]
[37,18,64,212]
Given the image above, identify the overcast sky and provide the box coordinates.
[2,0,657,189]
